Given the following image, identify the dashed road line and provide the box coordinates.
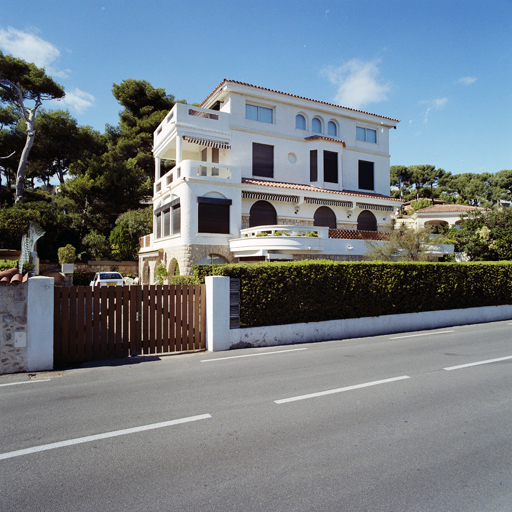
[201,347,307,362]
[0,379,51,388]
[444,355,512,371]
[0,414,212,461]
[390,330,454,340]
[275,375,410,404]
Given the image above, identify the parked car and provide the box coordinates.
[90,272,125,288]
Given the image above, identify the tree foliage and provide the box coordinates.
[0,51,65,202]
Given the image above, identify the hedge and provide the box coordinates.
[194,260,512,328]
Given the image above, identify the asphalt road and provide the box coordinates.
[1,320,512,511]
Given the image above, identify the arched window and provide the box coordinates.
[357,210,377,231]
[249,200,277,227]
[197,254,228,265]
[327,121,337,137]
[295,114,306,130]
[312,118,322,133]
[314,206,337,229]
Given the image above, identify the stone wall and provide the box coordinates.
[0,284,28,374]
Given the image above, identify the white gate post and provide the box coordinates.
[205,276,231,352]
[27,276,54,371]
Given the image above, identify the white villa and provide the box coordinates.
[139,80,404,281]
[396,204,486,230]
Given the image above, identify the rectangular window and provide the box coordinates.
[162,207,171,237]
[172,204,180,235]
[324,151,338,183]
[155,212,161,239]
[310,150,318,182]
[197,197,232,234]
[358,160,375,190]
[246,104,273,124]
[356,126,377,143]
[252,143,274,178]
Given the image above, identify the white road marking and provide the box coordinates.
[201,347,307,362]
[0,414,212,461]
[444,355,512,371]
[275,375,410,404]
[390,330,454,339]
[0,379,51,388]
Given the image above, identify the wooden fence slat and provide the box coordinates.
[162,285,169,352]
[92,288,101,359]
[61,287,69,363]
[188,285,194,350]
[169,285,176,352]
[115,286,123,357]
[122,286,130,356]
[76,287,85,361]
[156,285,163,353]
[142,285,150,354]
[100,287,108,359]
[53,288,62,363]
[200,284,206,349]
[85,287,93,360]
[68,287,77,361]
[181,285,188,352]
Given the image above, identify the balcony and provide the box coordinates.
[230,226,328,259]
[154,160,240,197]
[154,103,230,154]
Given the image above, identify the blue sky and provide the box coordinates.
[2,0,511,175]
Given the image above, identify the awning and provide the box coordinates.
[183,136,231,149]
[356,202,395,212]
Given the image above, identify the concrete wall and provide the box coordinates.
[205,276,512,352]
[0,277,54,375]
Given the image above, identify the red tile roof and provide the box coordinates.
[0,268,28,285]
[202,79,401,123]
[416,204,487,214]
[305,135,346,147]
[241,178,402,202]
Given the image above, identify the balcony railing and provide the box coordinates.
[154,160,239,196]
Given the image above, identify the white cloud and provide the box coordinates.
[0,27,60,68]
[457,76,477,86]
[420,97,448,123]
[322,59,390,110]
[56,88,95,113]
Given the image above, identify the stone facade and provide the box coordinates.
[139,244,236,283]
[0,284,28,374]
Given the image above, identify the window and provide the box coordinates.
[197,254,229,265]
[154,198,180,239]
[249,201,277,227]
[197,197,231,234]
[246,104,273,123]
[356,126,377,143]
[310,150,318,182]
[357,210,377,231]
[358,160,374,190]
[295,114,306,130]
[328,121,337,137]
[324,151,338,184]
[252,143,274,178]
[314,206,337,229]
[312,118,322,133]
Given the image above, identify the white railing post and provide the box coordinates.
[205,276,231,351]
[27,276,54,371]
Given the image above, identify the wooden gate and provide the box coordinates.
[54,284,206,365]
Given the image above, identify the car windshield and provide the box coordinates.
[99,273,122,279]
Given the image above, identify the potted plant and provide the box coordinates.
[58,244,76,274]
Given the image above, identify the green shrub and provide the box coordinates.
[155,263,169,285]
[193,260,512,328]
[73,272,96,286]
[0,259,18,271]
[22,262,35,275]
[58,244,76,264]
[170,275,202,285]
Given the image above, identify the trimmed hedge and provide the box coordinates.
[194,260,512,328]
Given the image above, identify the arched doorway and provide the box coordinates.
[357,210,377,231]
[249,200,277,227]
[314,206,337,229]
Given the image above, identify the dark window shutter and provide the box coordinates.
[310,150,318,182]
[155,212,161,239]
[358,160,374,190]
[198,202,230,233]
[162,208,171,237]
[357,210,377,231]
[324,151,338,183]
[172,204,180,235]
[249,200,277,227]
[313,206,337,229]
[252,143,274,178]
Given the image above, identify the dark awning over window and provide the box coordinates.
[183,136,231,149]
